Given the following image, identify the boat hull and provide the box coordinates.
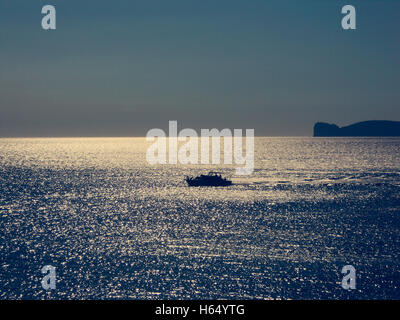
[186,179,232,187]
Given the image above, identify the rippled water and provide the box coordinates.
[0,137,399,299]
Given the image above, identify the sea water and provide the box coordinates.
[0,137,399,299]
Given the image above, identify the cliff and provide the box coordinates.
[313,120,400,137]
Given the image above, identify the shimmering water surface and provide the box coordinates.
[0,137,399,299]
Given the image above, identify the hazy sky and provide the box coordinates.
[0,0,399,136]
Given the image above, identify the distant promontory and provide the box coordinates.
[313,120,400,137]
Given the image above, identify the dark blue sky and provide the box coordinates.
[0,0,399,136]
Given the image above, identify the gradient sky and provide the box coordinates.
[0,0,399,136]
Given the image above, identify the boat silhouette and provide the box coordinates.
[185,172,232,187]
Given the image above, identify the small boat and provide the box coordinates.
[185,171,232,187]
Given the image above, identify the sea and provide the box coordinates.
[0,137,399,299]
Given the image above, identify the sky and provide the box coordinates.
[0,0,399,136]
